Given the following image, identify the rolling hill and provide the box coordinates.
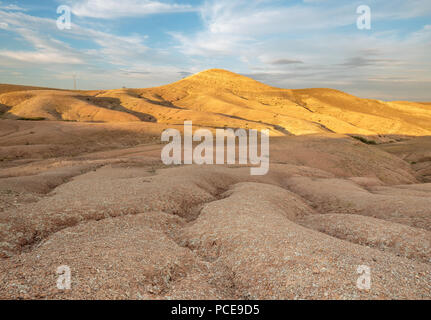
[1,69,431,137]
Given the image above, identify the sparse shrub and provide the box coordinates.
[17,117,46,121]
[352,136,377,145]
[148,167,156,174]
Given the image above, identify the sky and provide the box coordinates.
[0,0,430,101]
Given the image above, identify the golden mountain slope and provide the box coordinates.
[1,69,430,136]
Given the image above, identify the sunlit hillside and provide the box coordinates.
[1,69,430,137]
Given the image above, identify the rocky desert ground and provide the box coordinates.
[0,69,431,299]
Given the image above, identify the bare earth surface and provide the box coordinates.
[0,70,430,300]
[0,125,430,299]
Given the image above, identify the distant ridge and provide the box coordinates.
[0,83,64,95]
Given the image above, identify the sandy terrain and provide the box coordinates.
[0,70,430,299]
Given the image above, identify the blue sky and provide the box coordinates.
[0,0,430,100]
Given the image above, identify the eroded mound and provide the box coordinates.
[0,131,431,299]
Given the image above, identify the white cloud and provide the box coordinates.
[174,0,431,58]
[0,8,192,89]
[0,10,153,67]
[172,0,358,58]
[0,3,27,11]
[170,31,251,57]
[372,0,431,20]
[0,50,83,64]
[64,0,195,19]
[200,0,354,35]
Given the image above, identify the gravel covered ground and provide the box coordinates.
[0,132,430,300]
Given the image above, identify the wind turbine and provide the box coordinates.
[73,74,77,90]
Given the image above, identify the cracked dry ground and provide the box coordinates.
[0,135,431,300]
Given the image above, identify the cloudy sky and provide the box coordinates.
[0,0,430,101]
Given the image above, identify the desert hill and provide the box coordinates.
[1,69,431,137]
[1,70,431,299]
